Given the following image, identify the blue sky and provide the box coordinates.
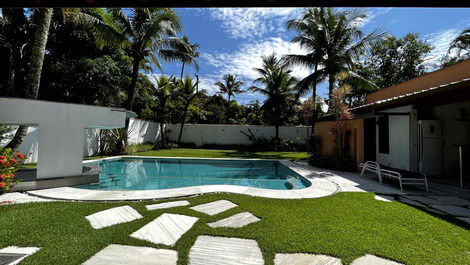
[154,8,470,104]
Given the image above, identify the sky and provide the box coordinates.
[153,8,470,104]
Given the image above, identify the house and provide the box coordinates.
[315,59,470,188]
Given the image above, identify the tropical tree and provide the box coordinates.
[215,74,245,121]
[176,76,201,145]
[153,75,176,147]
[250,54,298,140]
[442,28,470,66]
[330,84,354,158]
[5,8,53,150]
[295,8,384,104]
[160,35,199,79]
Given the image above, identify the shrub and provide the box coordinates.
[0,148,26,194]
[309,155,357,172]
[124,143,154,154]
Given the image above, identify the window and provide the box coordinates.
[378,116,389,154]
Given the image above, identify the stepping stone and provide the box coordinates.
[398,198,426,208]
[131,213,198,246]
[351,254,404,265]
[190,200,238,215]
[275,253,343,265]
[429,205,470,217]
[86,206,143,229]
[0,246,40,265]
[374,195,393,202]
[189,235,263,265]
[208,212,260,228]
[82,244,177,265]
[146,200,190,211]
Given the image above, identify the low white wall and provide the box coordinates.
[166,124,311,146]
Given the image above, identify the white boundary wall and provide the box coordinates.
[166,124,311,146]
[3,121,310,163]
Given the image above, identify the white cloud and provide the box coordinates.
[424,27,462,69]
[199,8,302,39]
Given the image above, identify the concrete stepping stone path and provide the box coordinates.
[131,213,198,246]
[275,253,343,265]
[351,254,404,265]
[86,206,143,229]
[374,195,393,202]
[208,212,260,228]
[189,235,264,265]
[146,200,190,211]
[82,244,177,265]
[190,200,238,215]
[0,246,40,265]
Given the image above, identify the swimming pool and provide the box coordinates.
[79,157,311,191]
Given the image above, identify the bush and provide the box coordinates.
[124,143,154,154]
[0,148,26,194]
[309,155,357,172]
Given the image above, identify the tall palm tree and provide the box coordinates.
[215,74,244,121]
[160,35,199,79]
[5,8,53,150]
[176,76,201,145]
[448,28,470,59]
[250,54,297,140]
[292,8,383,105]
[153,75,176,147]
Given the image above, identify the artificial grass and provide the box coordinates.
[1,192,469,265]
[134,148,309,160]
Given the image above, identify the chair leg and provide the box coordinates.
[425,180,429,192]
[399,179,403,191]
[360,166,366,178]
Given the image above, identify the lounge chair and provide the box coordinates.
[360,161,428,192]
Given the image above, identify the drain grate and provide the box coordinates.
[0,253,27,265]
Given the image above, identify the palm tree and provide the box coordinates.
[176,76,201,145]
[250,54,297,140]
[5,8,53,150]
[215,74,245,121]
[292,8,383,105]
[153,75,176,147]
[160,35,199,79]
[448,28,470,59]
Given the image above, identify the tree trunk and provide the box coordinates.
[6,46,20,96]
[6,8,53,150]
[328,74,335,108]
[160,122,166,147]
[310,63,319,153]
[127,57,141,111]
[226,94,231,123]
[275,125,279,139]
[180,62,185,79]
[177,102,190,145]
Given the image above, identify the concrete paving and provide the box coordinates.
[0,192,53,205]
[146,200,190,211]
[131,213,198,246]
[351,254,403,265]
[0,246,40,265]
[188,235,264,265]
[428,205,470,217]
[85,206,143,229]
[374,195,394,202]
[208,212,260,228]
[82,244,177,265]
[274,253,343,265]
[190,200,238,216]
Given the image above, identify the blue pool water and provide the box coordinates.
[78,158,310,190]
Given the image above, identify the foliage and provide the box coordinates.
[330,83,354,158]
[0,126,15,144]
[124,143,154,154]
[442,28,470,66]
[357,33,432,90]
[309,155,356,172]
[0,148,26,193]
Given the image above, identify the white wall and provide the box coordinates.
[166,124,311,146]
[376,115,411,170]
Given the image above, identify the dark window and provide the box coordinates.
[378,116,389,154]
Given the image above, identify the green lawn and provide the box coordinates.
[134,148,309,160]
[1,192,469,265]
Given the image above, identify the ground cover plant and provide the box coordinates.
[0,192,469,265]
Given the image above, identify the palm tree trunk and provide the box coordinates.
[160,122,166,147]
[310,63,319,153]
[127,57,141,111]
[328,75,335,108]
[6,8,53,150]
[180,62,185,79]
[226,94,231,123]
[177,102,190,145]
[6,46,20,96]
[275,125,279,139]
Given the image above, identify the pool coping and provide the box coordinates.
[26,156,341,201]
